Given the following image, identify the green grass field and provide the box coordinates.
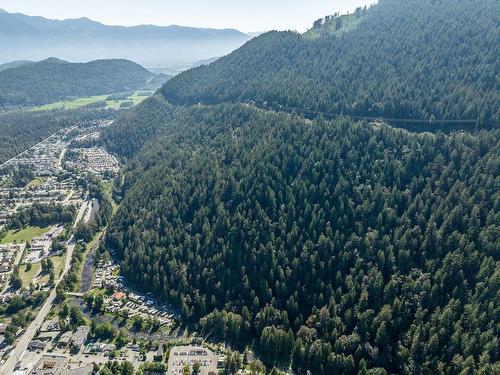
[38,254,66,284]
[20,253,66,287]
[19,262,41,286]
[32,92,149,111]
[103,180,119,213]
[0,226,50,244]
[34,95,108,110]
[26,177,48,189]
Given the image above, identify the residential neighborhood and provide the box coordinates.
[0,118,242,375]
[0,109,267,375]
[0,119,122,374]
[64,147,119,177]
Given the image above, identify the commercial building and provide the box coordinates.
[70,326,90,352]
[167,345,223,375]
[31,355,68,375]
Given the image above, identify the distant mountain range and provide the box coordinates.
[0,9,252,67]
[191,57,220,68]
[0,60,34,71]
[0,58,169,108]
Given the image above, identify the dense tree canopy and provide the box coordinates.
[101,0,499,373]
[10,203,75,229]
[102,95,177,159]
[161,0,499,126]
[106,103,499,374]
[0,58,156,108]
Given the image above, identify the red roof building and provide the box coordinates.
[112,291,125,301]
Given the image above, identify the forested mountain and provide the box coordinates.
[101,0,500,373]
[0,58,157,107]
[0,9,251,67]
[162,0,499,126]
[105,101,499,374]
[0,60,33,71]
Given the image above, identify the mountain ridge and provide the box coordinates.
[160,0,499,126]
[0,9,248,33]
[0,9,251,66]
[0,58,165,107]
[0,60,34,71]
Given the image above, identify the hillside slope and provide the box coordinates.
[161,0,499,126]
[101,0,500,373]
[106,100,499,375]
[0,60,33,71]
[0,58,155,107]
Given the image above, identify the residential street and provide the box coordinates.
[0,200,89,374]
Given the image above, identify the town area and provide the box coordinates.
[0,119,260,375]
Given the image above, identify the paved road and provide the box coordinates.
[73,201,89,228]
[0,200,89,374]
[57,148,67,171]
[63,190,75,204]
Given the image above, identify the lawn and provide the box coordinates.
[32,92,149,111]
[0,226,50,244]
[52,254,67,277]
[129,93,149,105]
[38,254,66,284]
[20,253,66,287]
[26,176,47,189]
[34,95,109,111]
[19,262,41,287]
[103,180,119,213]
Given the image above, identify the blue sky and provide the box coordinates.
[0,0,374,32]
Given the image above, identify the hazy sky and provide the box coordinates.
[0,0,374,32]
